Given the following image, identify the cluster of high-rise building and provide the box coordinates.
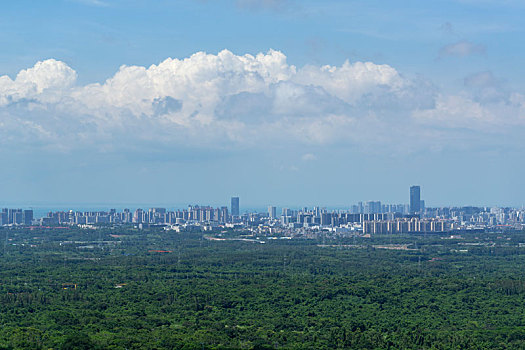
[38,205,233,226]
[363,218,449,234]
[349,186,425,215]
[0,208,33,226]
[1,188,524,234]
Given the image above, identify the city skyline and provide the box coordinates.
[3,186,525,222]
[1,190,523,214]
[4,200,523,236]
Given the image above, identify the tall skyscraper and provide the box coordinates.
[0,209,7,226]
[133,208,144,223]
[22,210,33,225]
[268,206,276,219]
[410,185,421,214]
[231,197,239,216]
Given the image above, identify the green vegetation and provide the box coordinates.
[1,226,525,349]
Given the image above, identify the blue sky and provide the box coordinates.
[0,0,524,209]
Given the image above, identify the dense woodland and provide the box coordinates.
[1,226,525,349]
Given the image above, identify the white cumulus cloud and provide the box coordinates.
[0,49,523,156]
[0,59,76,106]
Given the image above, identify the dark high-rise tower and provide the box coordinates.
[231,197,239,217]
[22,210,33,225]
[410,186,421,214]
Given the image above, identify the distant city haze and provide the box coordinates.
[3,187,523,235]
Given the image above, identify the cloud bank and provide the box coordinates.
[0,50,524,156]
